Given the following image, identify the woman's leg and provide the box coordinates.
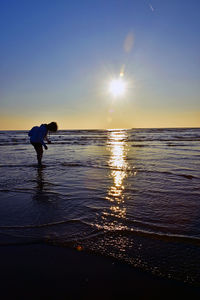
[32,143,43,166]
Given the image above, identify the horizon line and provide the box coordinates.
[1,126,200,131]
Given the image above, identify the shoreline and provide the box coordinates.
[0,243,200,299]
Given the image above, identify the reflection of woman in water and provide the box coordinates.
[33,167,49,202]
[28,122,58,166]
[36,167,44,191]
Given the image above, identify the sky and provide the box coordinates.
[0,0,200,129]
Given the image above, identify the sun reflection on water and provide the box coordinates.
[105,130,129,222]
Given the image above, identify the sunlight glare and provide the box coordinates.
[107,130,129,202]
[109,77,127,98]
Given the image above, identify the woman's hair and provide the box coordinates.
[47,122,58,132]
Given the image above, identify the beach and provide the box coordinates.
[1,243,200,299]
[0,128,200,296]
[1,0,200,296]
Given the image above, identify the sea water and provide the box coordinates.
[0,128,200,285]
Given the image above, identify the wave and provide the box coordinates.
[0,128,200,146]
[137,169,198,180]
[1,215,200,247]
[128,138,200,142]
[73,221,200,247]
[60,163,198,181]
[61,162,84,167]
[0,139,198,146]
[0,164,44,168]
[0,161,198,181]
[0,218,82,229]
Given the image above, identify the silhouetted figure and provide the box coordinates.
[28,122,58,166]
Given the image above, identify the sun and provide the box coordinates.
[109,77,127,98]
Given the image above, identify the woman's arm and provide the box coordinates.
[44,135,51,144]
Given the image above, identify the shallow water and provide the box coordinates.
[0,128,200,285]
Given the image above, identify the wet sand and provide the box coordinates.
[0,244,199,299]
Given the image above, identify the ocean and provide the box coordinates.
[0,128,200,286]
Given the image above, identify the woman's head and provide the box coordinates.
[47,122,58,132]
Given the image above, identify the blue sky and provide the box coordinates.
[0,0,200,129]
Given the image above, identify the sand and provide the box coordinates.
[0,244,200,299]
